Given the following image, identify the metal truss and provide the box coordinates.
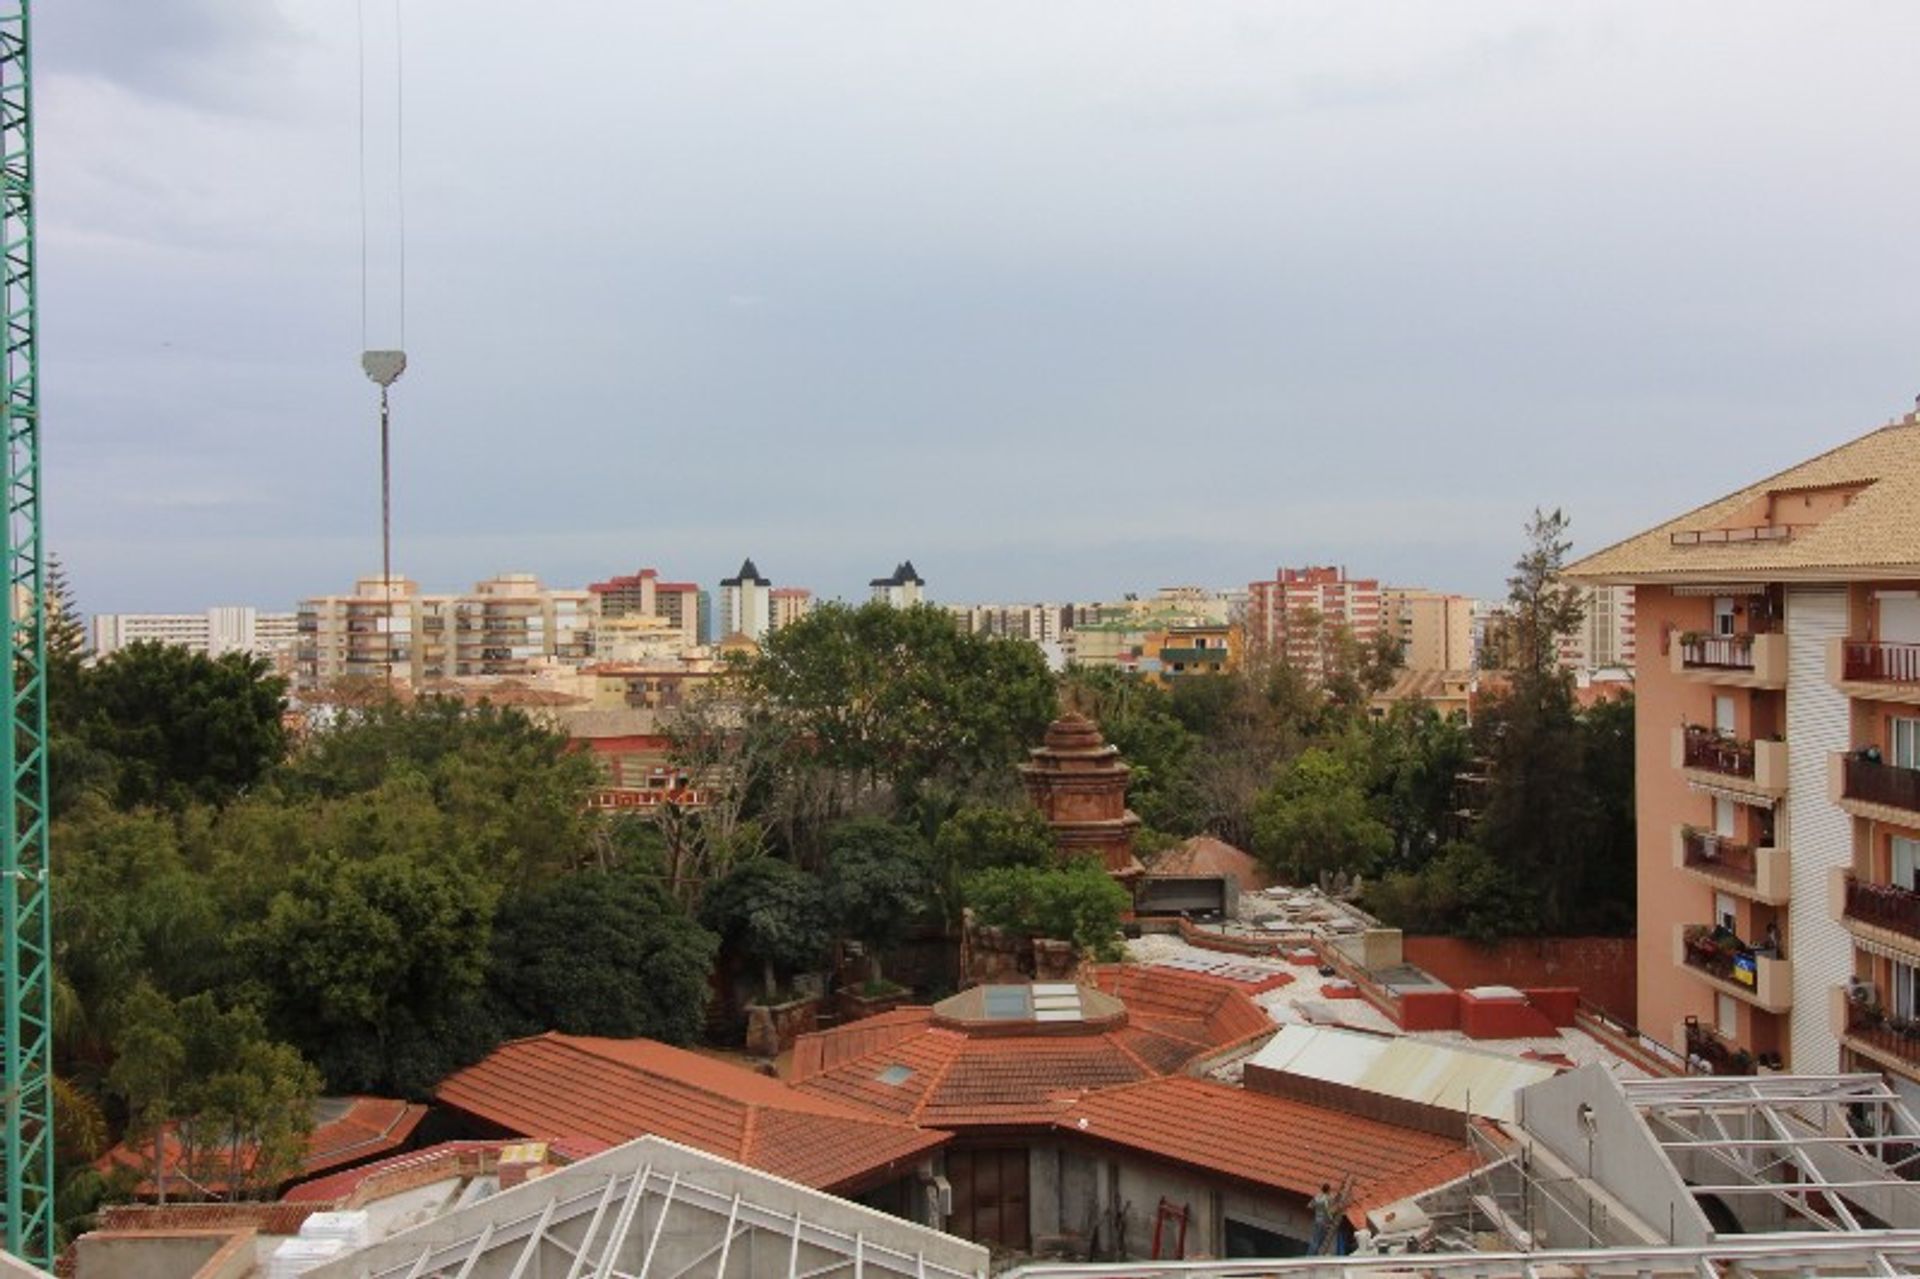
[1622,1073,1920,1234]
[1004,1233,1920,1279]
[0,2,50,1269]
[310,1138,984,1279]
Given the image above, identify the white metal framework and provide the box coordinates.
[1621,1073,1920,1234]
[309,1137,985,1279]
[1005,1233,1920,1279]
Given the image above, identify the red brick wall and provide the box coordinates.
[1404,936,1636,1024]
[95,1201,316,1236]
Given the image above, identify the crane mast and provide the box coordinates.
[0,0,52,1268]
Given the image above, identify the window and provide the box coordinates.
[1894,718,1920,770]
[1895,961,1920,1021]
[1714,798,1736,838]
[1715,891,1738,932]
[1714,695,1737,736]
[1714,597,1737,637]
[1895,837,1920,893]
[1716,993,1738,1037]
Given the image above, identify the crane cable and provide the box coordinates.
[357,0,407,690]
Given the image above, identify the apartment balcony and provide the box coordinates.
[1830,639,1920,709]
[1839,994,1920,1075]
[1837,873,1920,952]
[1671,632,1787,689]
[1673,726,1788,799]
[1672,826,1790,904]
[1831,752,1920,824]
[1675,924,1792,1013]
[1683,1018,1754,1076]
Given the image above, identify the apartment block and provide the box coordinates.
[1559,584,1638,673]
[587,568,701,649]
[91,606,299,663]
[771,587,813,632]
[1381,588,1476,672]
[1567,410,1920,1100]
[1245,566,1383,677]
[950,603,1068,646]
[295,572,592,690]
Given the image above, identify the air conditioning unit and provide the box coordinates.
[1848,977,1879,1005]
[931,1176,952,1218]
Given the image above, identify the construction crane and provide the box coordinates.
[359,0,406,687]
[0,0,53,1269]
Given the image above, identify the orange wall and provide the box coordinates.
[1632,587,1788,1060]
[1403,936,1637,1023]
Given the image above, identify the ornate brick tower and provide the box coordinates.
[1019,712,1143,879]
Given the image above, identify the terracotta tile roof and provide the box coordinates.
[1566,418,1920,583]
[1058,1076,1478,1226]
[100,1096,426,1199]
[787,967,1275,1130]
[1145,836,1274,891]
[434,1034,946,1192]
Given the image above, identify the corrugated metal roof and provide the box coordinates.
[1247,1025,1557,1121]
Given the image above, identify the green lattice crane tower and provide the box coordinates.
[0,0,51,1269]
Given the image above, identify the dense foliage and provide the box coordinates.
[963,860,1132,961]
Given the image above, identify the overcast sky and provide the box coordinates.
[39,2,1920,615]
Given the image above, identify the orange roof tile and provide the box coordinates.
[100,1096,426,1199]
[434,1034,946,1192]
[788,967,1275,1130]
[1057,1076,1477,1226]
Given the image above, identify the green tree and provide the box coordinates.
[241,851,500,1094]
[105,982,186,1204]
[1365,702,1473,870]
[1250,747,1393,883]
[929,805,1055,929]
[699,858,832,1001]
[75,642,287,809]
[1506,508,1588,684]
[963,860,1130,961]
[823,819,933,987]
[1365,841,1538,942]
[105,985,319,1202]
[282,700,600,886]
[751,601,1056,806]
[489,867,718,1043]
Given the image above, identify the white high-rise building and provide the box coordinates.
[870,561,925,608]
[719,558,772,643]
[92,607,298,662]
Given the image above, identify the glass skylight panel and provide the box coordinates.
[981,986,1032,1020]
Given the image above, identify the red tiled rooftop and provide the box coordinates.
[1057,1076,1479,1225]
[787,967,1275,1130]
[434,1034,946,1193]
[100,1096,426,1198]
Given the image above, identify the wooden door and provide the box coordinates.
[946,1147,1030,1251]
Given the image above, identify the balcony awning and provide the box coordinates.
[1670,584,1771,597]
[1686,779,1778,809]
[1847,929,1920,966]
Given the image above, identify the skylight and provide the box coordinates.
[877,1065,914,1086]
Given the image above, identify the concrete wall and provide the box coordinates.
[75,1229,254,1279]
[1516,1066,1709,1246]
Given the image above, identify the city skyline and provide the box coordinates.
[41,2,1920,614]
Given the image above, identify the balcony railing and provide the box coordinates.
[1683,726,1756,779]
[1847,1001,1920,1067]
[1681,925,1747,984]
[1680,634,1756,671]
[1844,875,1920,941]
[1684,1018,1754,1076]
[1681,829,1757,886]
[1842,756,1920,816]
[1845,641,1920,685]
